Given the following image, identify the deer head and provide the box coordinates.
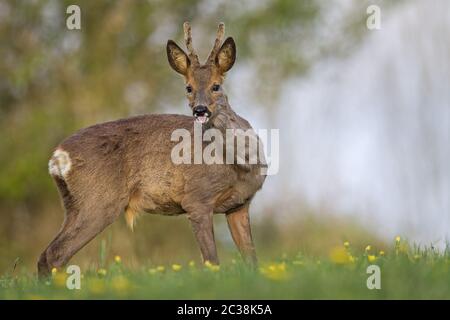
[166,22,236,125]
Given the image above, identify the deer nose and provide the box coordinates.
[193,105,208,116]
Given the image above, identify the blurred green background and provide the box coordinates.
[3,0,446,276]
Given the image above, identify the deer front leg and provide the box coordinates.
[188,209,219,265]
[226,203,257,267]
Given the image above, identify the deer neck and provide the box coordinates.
[209,101,250,133]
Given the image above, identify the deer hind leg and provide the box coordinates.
[38,178,125,279]
[226,203,257,267]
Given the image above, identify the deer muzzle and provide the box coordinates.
[193,105,211,124]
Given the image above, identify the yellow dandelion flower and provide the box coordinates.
[204,260,213,268]
[344,241,350,248]
[53,272,67,287]
[379,251,385,256]
[188,260,195,267]
[210,265,220,272]
[97,268,107,277]
[395,236,401,243]
[172,264,182,271]
[329,246,352,264]
[368,255,377,262]
[114,255,121,263]
[204,260,220,271]
[156,265,165,272]
[260,263,289,281]
[349,255,356,263]
[51,267,58,275]
[365,245,372,252]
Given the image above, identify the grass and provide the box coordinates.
[0,237,449,299]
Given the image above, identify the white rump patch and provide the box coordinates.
[48,149,72,179]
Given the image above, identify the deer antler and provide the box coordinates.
[206,22,225,64]
[183,22,200,65]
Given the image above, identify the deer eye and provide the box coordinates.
[186,85,193,94]
[212,84,220,92]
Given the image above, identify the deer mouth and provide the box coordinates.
[193,110,211,124]
[195,115,209,124]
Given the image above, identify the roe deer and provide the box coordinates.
[38,22,266,278]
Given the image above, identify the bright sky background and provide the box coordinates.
[234,0,449,246]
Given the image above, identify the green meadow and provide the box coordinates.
[1,238,449,300]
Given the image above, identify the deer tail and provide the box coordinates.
[125,206,141,231]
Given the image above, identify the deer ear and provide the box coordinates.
[167,40,190,75]
[215,37,236,73]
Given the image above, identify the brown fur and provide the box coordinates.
[37,23,265,278]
